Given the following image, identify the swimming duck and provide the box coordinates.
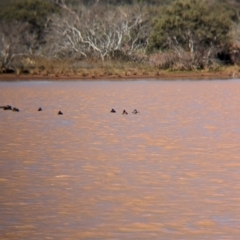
[132,109,140,114]
[12,107,19,112]
[38,107,42,111]
[111,109,116,113]
[122,110,128,115]
[1,105,12,110]
[58,111,63,115]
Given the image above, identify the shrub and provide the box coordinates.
[147,0,235,68]
[0,0,59,29]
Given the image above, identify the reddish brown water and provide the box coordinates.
[1,79,240,239]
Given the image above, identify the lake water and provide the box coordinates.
[1,79,240,239]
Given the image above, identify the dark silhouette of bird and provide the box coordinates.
[58,111,63,115]
[111,109,116,113]
[12,107,19,112]
[132,109,140,114]
[38,107,42,111]
[1,105,12,110]
[122,110,128,115]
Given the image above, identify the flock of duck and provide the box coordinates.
[0,105,20,112]
[0,105,63,115]
[111,109,140,115]
[0,105,139,115]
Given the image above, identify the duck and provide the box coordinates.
[122,110,128,115]
[12,107,19,112]
[132,109,140,114]
[38,107,42,111]
[111,109,116,113]
[1,105,12,110]
[58,111,63,115]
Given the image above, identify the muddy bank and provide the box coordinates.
[0,70,237,81]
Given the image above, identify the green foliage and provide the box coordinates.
[0,0,15,7]
[147,0,234,53]
[0,0,59,29]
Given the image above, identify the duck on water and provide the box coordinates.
[0,105,12,110]
[132,109,140,114]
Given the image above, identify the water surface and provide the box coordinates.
[1,79,240,239]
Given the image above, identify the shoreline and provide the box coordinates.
[0,70,237,81]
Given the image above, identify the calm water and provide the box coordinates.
[1,79,240,239]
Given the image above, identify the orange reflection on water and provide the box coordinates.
[1,79,240,239]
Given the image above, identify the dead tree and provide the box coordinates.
[45,4,150,60]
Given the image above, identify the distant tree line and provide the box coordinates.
[0,0,240,72]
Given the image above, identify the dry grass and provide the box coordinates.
[1,55,240,80]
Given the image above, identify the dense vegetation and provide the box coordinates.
[0,0,240,75]
[0,0,59,29]
[147,0,237,69]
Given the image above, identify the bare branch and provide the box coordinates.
[44,4,150,60]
